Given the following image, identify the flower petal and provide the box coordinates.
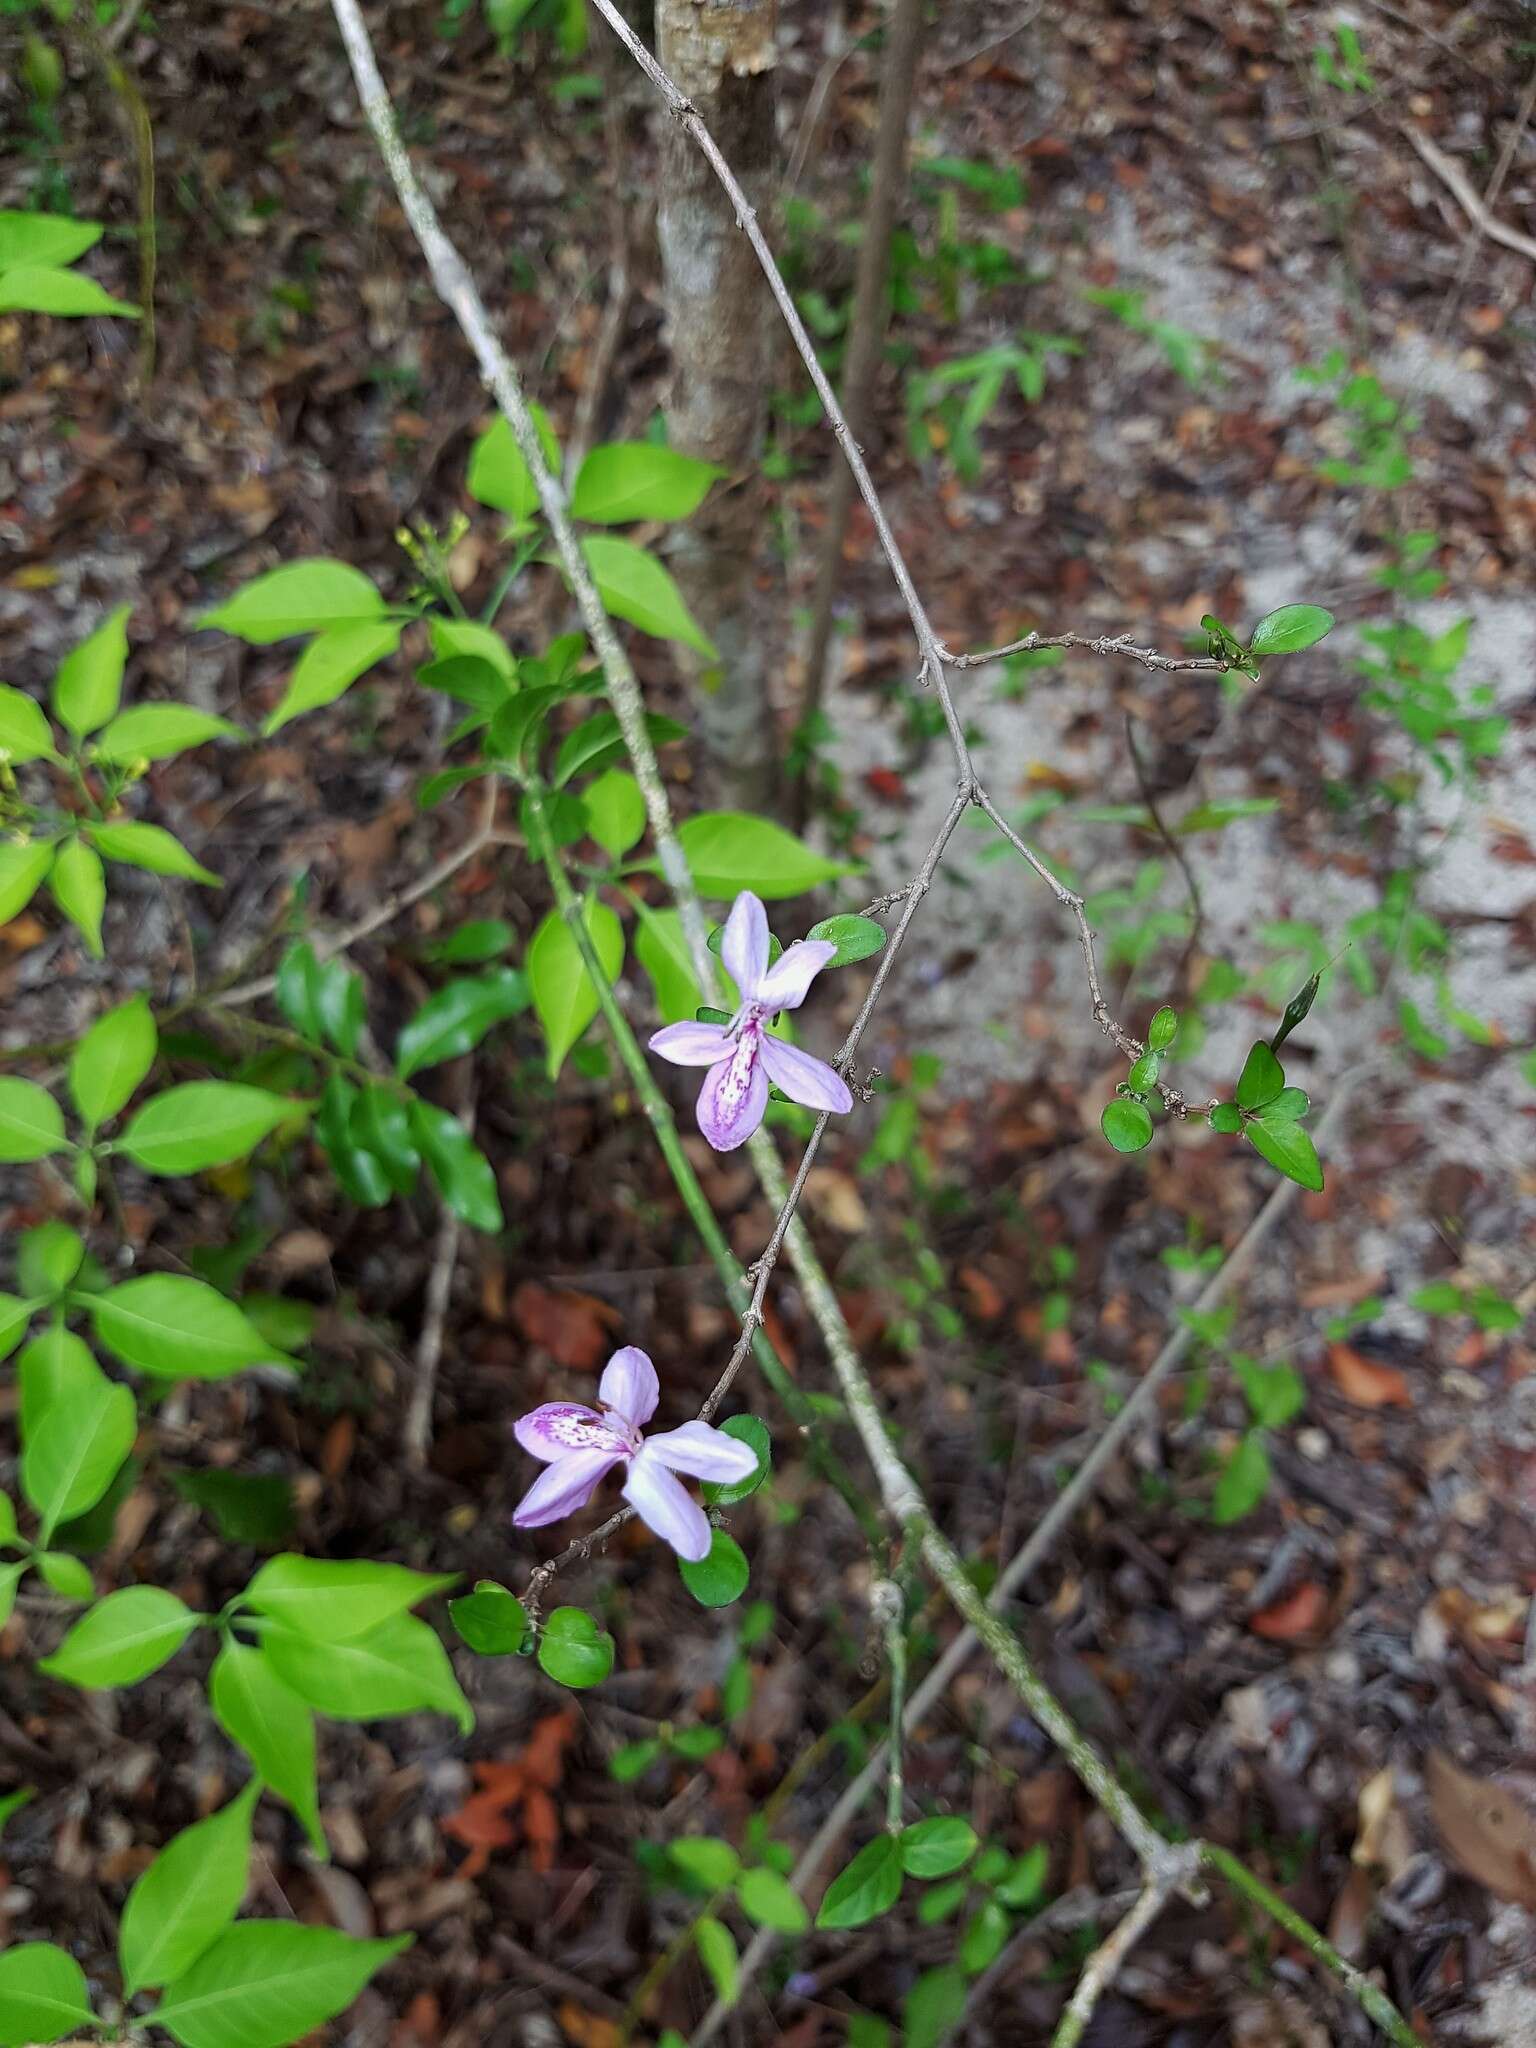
[696,1040,768,1152]
[721,890,769,1000]
[643,1418,761,1483]
[758,1033,853,1116]
[599,1346,659,1429]
[755,939,836,1012]
[649,1020,733,1067]
[623,1449,712,1562]
[514,1403,623,1463]
[512,1446,622,1527]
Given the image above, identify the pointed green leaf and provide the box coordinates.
[0,210,102,268]
[898,1817,977,1878]
[0,1943,93,2047]
[466,406,560,525]
[16,1325,101,1438]
[35,1551,94,1601]
[91,1274,294,1380]
[201,560,384,645]
[734,1865,808,1934]
[0,1077,67,1162]
[694,1917,738,2006]
[582,768,646,857]
[263,620,402,734]
[632,900,703,1025]
[153,1923,410,2048]
[208,1642,324,1856]
[1245,1117,1324,1192]
[0,684,57,763]
[396,968,529,1078]
[261,1612,473,1733]
[805,913,886,968]
[240,1556,456,1642]
[409,1099,502,1231]
[0,839,55,924]
[700,1416,771,1507]
[1248,603,1335,657]
[40,1586,195,1688]
[816,1835,904,1929]
[52,605,130,739]
[675,811,856,899]
[1213,1432,1271,1524]
[119,1783,258,1995]
[86,820,220,885]
[117,1082,300,1174]
[1235,1040,1285,1111]
[48,838,105,956]
[92,705,242,764]
[0,1294,38,1364]
[17,1222,84,1299]
[578,534,716,656]
[569,443,720,524]
[69,994,157,1128]
[528,897,624,1079]
[678,1530,749,1609]
[552,709,687,788]
[0,266,138,317]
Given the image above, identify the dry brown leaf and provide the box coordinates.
[1426,1750,1536,1906]
[511,1281,619,1372]
[1327,1862,1375,1962]
[557,2004,619,2048]
[804,1168,869,1234]
[1249,1581,1328,1641]
[1353,1766,1413,1884]
[1327,1343,1413,1409]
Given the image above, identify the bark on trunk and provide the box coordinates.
[655,0,780,808]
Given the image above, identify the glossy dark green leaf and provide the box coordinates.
[537,1605,614,1689]
[678,1531,749,1609]
[552,709,687,788]
[1100,1098,1153,1153]
[898,1817,978,1879]
[410,1100,503,1232]
[1248,603,1335,656]
[1208,1102,1244,1134]
[816,1834,904,1930]
[805,913,887,968]
[700,1417,770,1507]
[171,1470,295,1548]
[1270,971,1321,1054]
[1235,1040,1284,1111]
[396,968,529,1078]
[448,1581,528,1656]
[1245,1117,1324,1192]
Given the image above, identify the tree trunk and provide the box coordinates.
[655,0,780,809]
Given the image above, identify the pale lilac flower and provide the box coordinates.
[512,1346,758,1563]
[647,890,853,1152]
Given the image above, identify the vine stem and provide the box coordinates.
[1048,1853,1198,2048]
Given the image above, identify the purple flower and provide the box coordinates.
[512,1346,759,1563]
[647,891,853,1152]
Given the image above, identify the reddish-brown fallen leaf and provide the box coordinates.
[523,1785,559,1873]
[960,1266,1005,1320]
[440,1793,516,1879]
[1426,1751,1536,1907]
[556,2003,619,2048]
[1250,1581,1328,1641]
[1327,1344,1413,1409]
[511,1281,619,1371]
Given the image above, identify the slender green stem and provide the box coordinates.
[874,1578,907,1833]
[1201,1844,1421,2047]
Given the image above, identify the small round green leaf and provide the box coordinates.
[898,1816,978,1879]
[678,1530,750,1609]
[17,1222,84,1298]
[537,1605,614,1689]
[1148,1006,1179,1051]
[736,1865,809,1933]
[1208,1102,1244,1135]
[1126,1051,1159,1094]
[35,1551,94,1601]
[700,1416,770,1507]
[670,1837,740,1888]
[448,1581,528,1656]
[1100,1098,1154,1154]
[805,913,888,969]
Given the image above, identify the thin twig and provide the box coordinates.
[945,629,1222,675]
[404,1091,470,1469]
[1403,121,1536,265]
[1049,1854,1195,2048]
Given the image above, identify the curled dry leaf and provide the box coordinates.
[1352,1766,1414,1884]
[1326,1343,1413,1409]
[1426,1750,1536,1907]
[1249,1580,1329,1641]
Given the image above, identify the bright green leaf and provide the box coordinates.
[49,838,105,957]
[1245,1117,1324,1191]
[92,704,242,763]
[91,1274,294,1380]
[21,1377,135,1540]
[537,1605,614,1689]
[700,1416,771,1507]
[528,897,624,1079]
[1248,603,1335,657]
[0,684,57,763]
[35,1551,94,1601]
[632,900,703,1024]
[86,820,220,886]
[274,941,365,1057]
[679,1530,749,1609]
[0,1295,37,1365]
[208,1642,323,1856]
[675,811,856,900]
[261,1612,473,1733]
[17,1222,84,1298]
[264,620,402,734]
[552,709,687,788]
[466,406,561,527]
[578,534,716,656]
[993,1842,1049,1908]
[0,211,102,268]
[734,1865,808,1934]
[40,1586,196,1688]
[51,605,130,740]
[960,1896,1010,1972]
[117,1082,300,1174]
[0,265,137,316]
[903,1966,967,2048]
[0,1076,67,1162]
[670,1837,740,1887]
[0,1942,93,2048]
[153,1923,410,2048]
[1208,1102,1244,1135]
[68,994,157,1128]
[1235,1040,1285,1111]
[0,840,55,925]
[201,560,384,646]
[241,1555,456,1642]
[1101,1097,1153,1153]
[694,1917,737,2007]
[119,1783,258,1995]
[1213,1432,1271,1524]
[804,913,886,969]
[898,1817,977,1879]
[582,768,647,857]
[16,1325,100,1438]
[569,442,720,525]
